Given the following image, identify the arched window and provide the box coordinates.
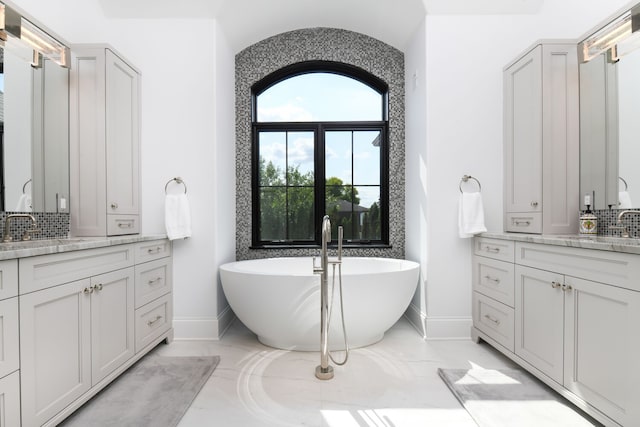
[252,61,389,247]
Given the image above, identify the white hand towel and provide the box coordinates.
[15,193,32,212]
[619,191,633,209]
[165,193,192,240]
[458,192,487,238]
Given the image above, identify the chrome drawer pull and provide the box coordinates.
[514,220,531,226]
[484,314,501,326]
[551,281,562,289]
[118,222,133,228]
[147,246,163,254]
[148,276,163,285]
[485,246,500,253]
[147,315,163,327]
[484,275,500,284]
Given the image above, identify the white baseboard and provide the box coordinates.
[173,305,236,340]
[404,303,472,340]
[404,303,427,339]
[425,316,472,340]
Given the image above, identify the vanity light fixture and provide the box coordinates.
[0,2,70,68]
[580,4,640,63]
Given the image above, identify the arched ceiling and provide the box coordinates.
[97,0,544,52]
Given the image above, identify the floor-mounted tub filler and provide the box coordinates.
[220,219,419,379]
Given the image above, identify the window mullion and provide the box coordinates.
[285,131,290,241]
[316,124,325,245]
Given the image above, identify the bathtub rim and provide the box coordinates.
[219,256,420,277]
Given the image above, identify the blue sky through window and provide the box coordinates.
[257,73,382,122]
[257,73,382,208]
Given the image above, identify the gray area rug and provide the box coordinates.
[438,368,601,427]
[61,349,219,427]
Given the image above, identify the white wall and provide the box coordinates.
[11,0,236,339]
[404,19,428,336]
[406,0,631,339]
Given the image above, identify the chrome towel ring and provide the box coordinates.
[459,175,481,193]
[165,177,187,194]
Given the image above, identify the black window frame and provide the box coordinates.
[251,61,390,249]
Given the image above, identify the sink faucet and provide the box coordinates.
[613,210,640,238]
[3,214,38,243]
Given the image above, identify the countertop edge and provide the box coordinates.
[0,234,169,260]
[478,232,640,255]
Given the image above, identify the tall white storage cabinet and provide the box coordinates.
[503,42,579,234]
[70,45,140,236]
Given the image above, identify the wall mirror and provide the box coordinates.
[579,3,640,210]
[0,1,70,213]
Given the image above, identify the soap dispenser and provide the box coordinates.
[579,194,597,235]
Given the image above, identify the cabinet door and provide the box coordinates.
[514,265,564,384]
[70,48,107,236]
[564,276,640,426]
[91,267,135,385]
[0,371,20,427]
[20,279,92,427]
[504,45,542,215]
[0,298,19,379]
[106,49,139,217]
[541,44,579,234]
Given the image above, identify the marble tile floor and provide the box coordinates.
[156,318,575,427]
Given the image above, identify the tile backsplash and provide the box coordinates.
[0,212,70,242]
[582,209,640,237]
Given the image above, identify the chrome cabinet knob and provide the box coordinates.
[531,201,538,207]
[111,202,118,209]
[551,281,562,289]
[95,283,103,291]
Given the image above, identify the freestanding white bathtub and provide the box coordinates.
[219,257,419,351]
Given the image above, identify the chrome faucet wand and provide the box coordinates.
[314,215,333,380]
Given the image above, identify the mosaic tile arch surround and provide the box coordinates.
[235,27,406,261]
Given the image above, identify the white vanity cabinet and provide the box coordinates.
[472,235,640,427]
[503,41,579,234]
[134,240,173,352]
[0,260,20,427]
[70,44,140,237]
[16,239,173,427]
[472,237,515,352]
[19,246,135,427]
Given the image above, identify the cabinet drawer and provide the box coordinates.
[516,242,640,292]
[472,256,515,307]
[0,371,20,427]
[107,214,140,236]
[135,258,172,309]
[0,298,19,379]
[135,293,172,353]
[0,260,18,301]
[135,239,171,264]
[19,244,134,294]
[505,212,542,233]
[473,292,514,352]
[474,237,515,262]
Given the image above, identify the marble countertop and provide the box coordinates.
[0,234,168,260]
[480,232,640,255]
